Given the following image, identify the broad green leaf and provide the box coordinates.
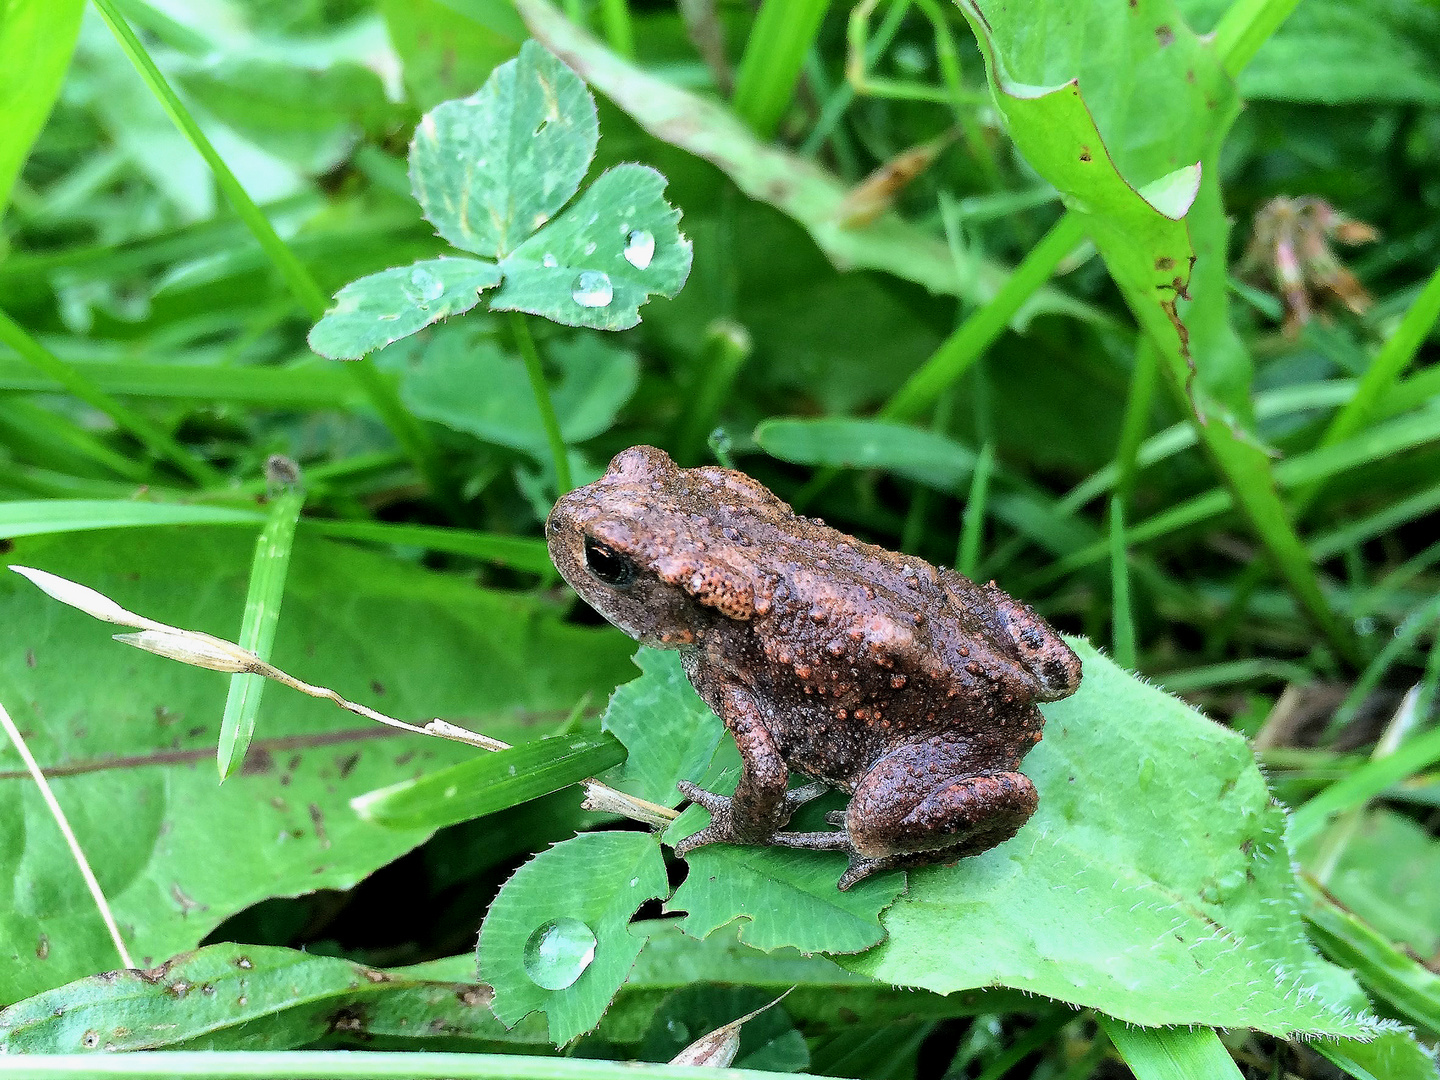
[380,0,526,110]
[477,831,669,1044]
[0,942,542,1052]
[845,641,1384,1038]
[755,418,977,491]
[352,733,627,831]
[0,0,85,214]
[0,529,633,1003]
[493,164,693,331]
[409,39,598,259]
[956,1,1226,402]
[599,649,723,808]
[1181,0,1440,105]
[401,330,639,455]
[1316,1036,1440,1080]
[307,258,501,361]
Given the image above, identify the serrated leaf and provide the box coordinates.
[843,641,1386,1039]
[401,328,639,454]
[665,746,905,955]
[478,831,669,1044]
[600,649,723,808]
[307,257,501,360]
[409,39,598,259]
[492,164,693,330]
[352,733,626,831]
[0,942,541,1052]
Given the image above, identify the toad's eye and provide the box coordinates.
[583,536,636,587]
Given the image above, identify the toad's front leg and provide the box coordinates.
[674,684,825,856]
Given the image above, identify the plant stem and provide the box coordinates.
[731,0,833,138]
[510,313,573,495]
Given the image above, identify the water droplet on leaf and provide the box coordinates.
[623,230,655,270]
[571,270,613,308]
[542,253,559,268]
[583,241,597,256]
[408,266,445,303]
[522,918,596,990]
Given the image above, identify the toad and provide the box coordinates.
[547,446,1081,888]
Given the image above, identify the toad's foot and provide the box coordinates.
[673,780,830,856]
[765,828,910,890]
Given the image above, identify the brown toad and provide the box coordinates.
[547,446,1081,888]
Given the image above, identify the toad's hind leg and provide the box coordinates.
[831,743,1038,888]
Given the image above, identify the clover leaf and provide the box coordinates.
[308,40,691,359]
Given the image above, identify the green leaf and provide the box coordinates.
[0,0,85,214]
[0,528,634,1003]
[401,329,639,455]
[409,39,598,259]
[478,831,669,1044]
[842,641,1385,1037]
[754,418,977,491]
[218,487,305,781]
[352,733,627,831]
[665,744,906,954]
[0,501,263,539]
[0,942,542,1052]
[1299,809,1440,957]
[307,258,502,361]
[492,164,693,331]
[380,0,526,110]
[599,649,723,808]
[1101,1021,1244,1080]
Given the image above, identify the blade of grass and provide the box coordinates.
[217,486,305,780]
[89,0,448,506]
[0,699,134,969]
[0,310,220,486]
[675,320,753,465]
[352,732,627,830]
[731,0,833,138]
[882,213,1088,422]
[0,399,149,483]
[1319,597,1440,742]
[509,313,572,496]
[1101,1019,1244,1080]
[801,0,910,157]
[1291,694,1440,848]
[971,1010,1076,1080]
[956,441,994,578]
[1109,498,1137,670]
[1302,879,1440,1040]
[301,519,553,575]
[0,356,359,408]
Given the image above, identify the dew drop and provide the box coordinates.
[408,266,444,303]
[542,253,559,268]
[571,270,613,308]
[623,229,655,270]
[583,240,597,256]
[522,918,596,990]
